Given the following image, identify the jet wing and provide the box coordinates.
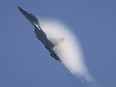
[34,26,47,45]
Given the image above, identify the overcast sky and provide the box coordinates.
[0,0,116,87]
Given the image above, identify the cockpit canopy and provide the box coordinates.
[29,13,39,23]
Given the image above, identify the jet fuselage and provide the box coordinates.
[18,6,61,62]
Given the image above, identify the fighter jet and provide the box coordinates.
[18,6,63,62]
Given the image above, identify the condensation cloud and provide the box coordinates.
[40,18,96,85]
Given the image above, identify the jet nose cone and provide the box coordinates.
[17,6,27,14]
[17,6,21,9]
[17,6,22,11]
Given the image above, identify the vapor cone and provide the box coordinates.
[40,18,94,84]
